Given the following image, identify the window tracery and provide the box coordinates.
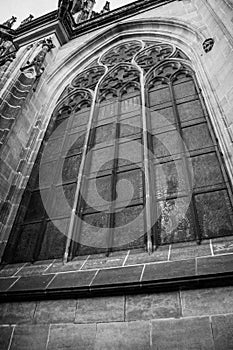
[3,39,233,264]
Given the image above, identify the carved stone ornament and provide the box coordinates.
[0,21,18,66]
[101,41,142,67]
[20,38,55,90]
[203,38,214,53]
[71,66,105,90]
[2,16,17,29]
[19,14,34,27]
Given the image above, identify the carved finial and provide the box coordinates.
[19,14,34,27]
[101,1,110,14]
[203,38,214,53]
[2,16,17,29]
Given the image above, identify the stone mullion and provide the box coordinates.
[168,78,201,244]
[62,91,95,263]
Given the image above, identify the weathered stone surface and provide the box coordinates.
[81,252,127,270]
[125,246,169,265]
[152,317,214,350]
[34,299,76,324]
[95,321,151,350]
[0,326,14,350]
[170,241,211,261]
[47,324,96,350]
[75,296,124,323]
[45,259,85,274]
[197,255,233,275]
[142,259,195,281]
[9,274,55,291]
[0,301,36,324]
[212,236,233,255]
[47,270,96,290]
[15,262,52,277]
[91,265,143,286]
[0,277,18,291]
[212,314,233,350]
[10,325,49,350]
[126,292,180,321]
[181,287,233,317]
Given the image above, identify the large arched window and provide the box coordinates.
[3,40,233,263]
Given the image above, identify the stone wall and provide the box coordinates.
[0,287,233,349]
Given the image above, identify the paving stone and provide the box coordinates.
[0,326,14,350]
[10,325,49,350]
[75,296,124,323]
[47,324,96,350]
[212,314,233,350]
[152,317,214,350]
[91,265,143,286]
[125,246,169,265]
[0,277,18,292]
[47,270,97,290]
[0,301,36,324]
[9,274,55,291]
[142,259,195,282]
[170,241,211,261]
[34,299,76,324]
[95,321,151,350]
[197,255,233,275]
[126,292,180,321]
[181,287,233,317]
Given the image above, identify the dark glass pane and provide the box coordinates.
[118,141,142,169]
[150,107,175,133]
[62,154,82,183]
[158,198,195,244]
[182,123,213,152]
[154,160,187,198]
[195,190,233,238]
[38,219,68,260]
[71,111,90,129]
[149,85,171,107]
[24,191,45,222]
[85,176,112,210]
[79,212,109,250]
[152,130,183,159]
[120,117,141,138]
[94,123,115,144]
[173,79,197,101]
[50,183,76,218]
[39,160,57,188]
[192,153,223,190]
[66,133,85,156]
[113,205,144,249]
[14,223,42,262]
[116,169,143,205]
[89,146,114,175]
[177,100,204,125]
[98,102,118,121]
[121,95,141,114]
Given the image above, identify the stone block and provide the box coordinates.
[47,324,96,350]
[75,296,124,323]
[47,270,96,290]
[0,325,14,350]
[0,301,36,324]
[212,236,233,255]
[152,317,214,350]
[34,299,76,324]
[0,277,18,292]
[9,274,55,292]
[125,246,169,265]
[15,262,52,277]
[212,314,233,350]
[197,255,233,275]
[181,287,233,317]
[95,321,151,350]
[91,265,143,286]
[10,325,49,350]
[126,292,180,321]
[170,241,211,261]
[81,252,127,270]
[142,259,195,282]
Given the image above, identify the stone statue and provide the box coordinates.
[101,1,110,14]
[20,38,55,90]
[2,16,17,29]
[19,14,34,27]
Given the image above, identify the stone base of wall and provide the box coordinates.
[0,286,233,349]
